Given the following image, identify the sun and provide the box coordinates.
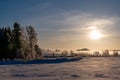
[90,30,102,40]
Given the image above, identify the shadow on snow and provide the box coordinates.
[0,57,82,65]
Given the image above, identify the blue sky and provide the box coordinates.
[0,0,120,50]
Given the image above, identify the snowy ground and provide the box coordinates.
[0,57,119,80]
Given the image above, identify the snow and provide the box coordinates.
[0,57,119,80]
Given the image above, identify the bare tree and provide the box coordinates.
[26,26,37,59]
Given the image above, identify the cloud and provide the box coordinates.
[45,12,115,34]
[22,9,120,40]
[21,9,120,50]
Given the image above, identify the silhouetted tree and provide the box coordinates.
[0,22,42,61]
[70,50,74,57]
[93,51,100,56]
[102,50,109,56]
[34,45,42,59]
[113,50,118,56]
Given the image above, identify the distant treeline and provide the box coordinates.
[0,22,42,61]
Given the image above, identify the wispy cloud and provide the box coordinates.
[37,12,116,33]
[23,9,120,40]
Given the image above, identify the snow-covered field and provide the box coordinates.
[0,57,119,80]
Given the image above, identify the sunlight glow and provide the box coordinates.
[90,30,102,40]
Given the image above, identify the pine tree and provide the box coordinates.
[0,22,42,60]
[12,22,25,59]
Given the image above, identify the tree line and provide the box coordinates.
[0,22,42,61]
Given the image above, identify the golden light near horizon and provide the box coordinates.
[90,30,102,40]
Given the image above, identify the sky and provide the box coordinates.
[0,0,120,50]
